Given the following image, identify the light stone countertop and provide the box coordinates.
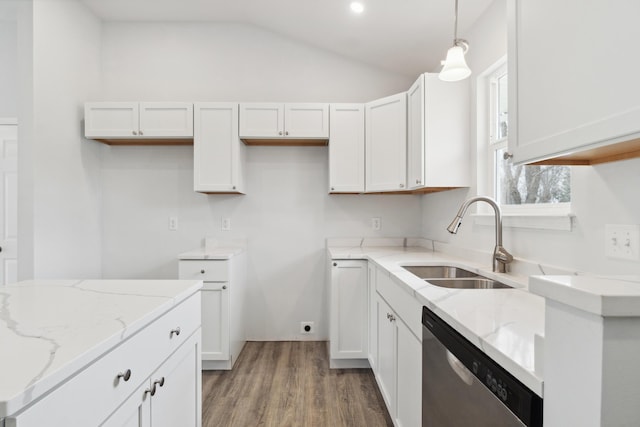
[0,279,202,418]
[328,244,545,397]
[178,246,245,260]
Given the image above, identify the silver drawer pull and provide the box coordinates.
[145,377,165,397]
[222,285,227,290]
[170,327,181,338]
[200,269,205,274]
[117,369,132,382]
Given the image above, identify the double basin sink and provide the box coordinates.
[403,265,512,289]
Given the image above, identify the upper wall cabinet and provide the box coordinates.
[239,103,329,145]
[508,0,640,165]
[407,73,469,191]
[329,104,365,193]
[365,93,407,192]
[193,103,246,194]
[84,102,194,145]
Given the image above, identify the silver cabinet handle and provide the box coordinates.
[145,377,165,397]
[416,179,421,184]
[117,369,132,382]
[330,187,335,191]
[222,285,227,290]
[232,186,236,190]
[132,130,138,135]
[139,130,144,135]
[170,327,181,338]
[399,184,404,188]
[200,269,205,274]
[285,131,289,136]
[279,131,283,136]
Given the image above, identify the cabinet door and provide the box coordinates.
[396,320,421,427]
[284,103,329,138]
[138,102,193,138]
[101,382,151,427]
[367,263,377,371]
[201,283,230,361]
[508,0,640,164]
[329,104,365,193]
[376,295,397,418]
[150,333,201,427]
[407,73,470,189]
[84,102,139,138]
[330,260,368,359]
[366,93,407,192]
[239,103,284,138]
[193,103,245,193]
[407,75,425,190]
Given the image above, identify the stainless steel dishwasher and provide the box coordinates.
[422,306,543,427]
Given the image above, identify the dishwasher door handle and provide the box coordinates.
[446,350,474,386]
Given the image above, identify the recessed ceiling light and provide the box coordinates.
[350,2,364,14]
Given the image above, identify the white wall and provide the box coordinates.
[18,0,103,279]
[0,19,17,118]
[98,22,420,340]
[422,0,640,276]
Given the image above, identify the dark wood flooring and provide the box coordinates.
[202,341,393,427]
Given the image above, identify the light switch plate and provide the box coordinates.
[371,217,381,231]
[605,224,640,260]
[221,218,231,231]
[168,217,178,231]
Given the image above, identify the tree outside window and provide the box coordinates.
[489,67,570,207]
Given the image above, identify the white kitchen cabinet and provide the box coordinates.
[102,332,200,427]
[328,104,365,193]
[407,73,469,190]
[84,102,193,144]
[375,268,422,427]
[193,103,246,194]
[376,294,397,417]
[5,292,202,427]
[508,0,640,165]
[178,256,246,370]
[368,262,378,371]
[239,103,329,143]
[329,260,368,366]
[365,93,407,192]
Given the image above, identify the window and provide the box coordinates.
[487,64,571,212]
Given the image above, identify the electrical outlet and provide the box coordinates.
[168,217,178,231]
[300,321,314,334]
[222,218,231,231]
[371,217,381,231]
[605,224,640,260]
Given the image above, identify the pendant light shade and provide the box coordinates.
[439,45,471,82]
[439,0,471,82]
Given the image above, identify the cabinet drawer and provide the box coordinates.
[376,270,422,340]
[179,260,229,282]
[7,293,201,427]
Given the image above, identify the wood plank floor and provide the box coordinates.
[202,341,393,427]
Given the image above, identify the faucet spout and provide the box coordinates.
[446,196,513,273]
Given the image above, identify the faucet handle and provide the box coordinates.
[494,246,514,264]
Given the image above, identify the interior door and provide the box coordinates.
[0,123,17,285]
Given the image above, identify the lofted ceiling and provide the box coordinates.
[79,0,494,77]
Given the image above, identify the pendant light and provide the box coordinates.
[439,0,471,82]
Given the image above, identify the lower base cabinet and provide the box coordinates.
[102,332,201,427]
[375,268,422,427]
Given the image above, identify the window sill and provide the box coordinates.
[471,212,574,231]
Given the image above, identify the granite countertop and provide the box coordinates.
[328,243,545,397]
[0,279,202,418]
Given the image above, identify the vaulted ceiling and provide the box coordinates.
[79,0,494,77]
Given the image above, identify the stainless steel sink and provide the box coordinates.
[402,265,478,279]
[425,278,512,289]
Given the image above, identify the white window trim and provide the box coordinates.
[475,56,574,231]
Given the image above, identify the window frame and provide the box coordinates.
[475,57,573,229]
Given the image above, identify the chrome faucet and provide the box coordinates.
[446,196,513,273]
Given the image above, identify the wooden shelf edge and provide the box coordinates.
[529,138,640,166]
[329,187,464,195]
[242,138,328,146]
[91,138,194,146]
